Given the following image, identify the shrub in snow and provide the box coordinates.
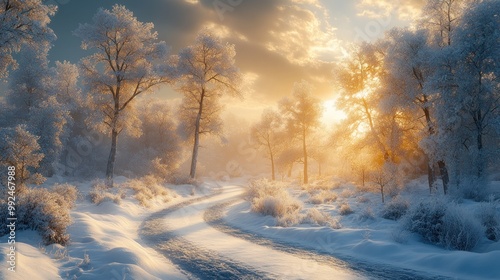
[80,251,91,269]
[304,208,341,229]
[402,200,483,251]
[0,125,46,192]
[359,207,375,221]
[476,201,500,241]
[357,196,370,203]
[382,197,409,220]
[340,189,355,198]
[252,196,302,219]
[248,179,303,226]
[339,202,354,215]
[402,199,447,245]
[304,178,336,192]
[89,179,123,205]
[441,204,483,251]
[126,175,171,207]
[276,211,304,227]
[247,179,286,200]
[51,183,79,209]
[309,190,337,204]
[1,187,75,245]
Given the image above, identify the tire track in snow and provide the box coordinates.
[205,198,453,280]
[140,191,275,280]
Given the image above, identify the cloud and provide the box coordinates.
[151,0,341,102]
[356,0,425,20]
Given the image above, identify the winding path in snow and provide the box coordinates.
[205,199,451,280]
[141,183,450,279]
[140,184,365,279]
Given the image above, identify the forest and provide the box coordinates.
[0,0,499,279]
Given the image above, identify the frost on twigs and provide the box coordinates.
[247,179,303,227]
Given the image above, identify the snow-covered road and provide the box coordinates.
[141,184,364,279]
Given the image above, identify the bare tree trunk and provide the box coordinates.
[270,153,275,181]
[190,91,204,179]
[381,185,385,203]
[362,168,365,188]
[303,128,308,184]
[423,106,449,194]
[438,161,449,194]
[190,115,201,179]
[267,141,275,181]
[106,128,118,187]
[427,163,436,194]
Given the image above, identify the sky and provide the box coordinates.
[42,0,425,123]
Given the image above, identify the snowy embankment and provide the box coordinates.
[0,176,209,280]
[222,178,500,280]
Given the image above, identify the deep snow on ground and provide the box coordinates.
[223,176,500,280]
[2,175,499,280]
[0,176,209,280]
[153,182,364,279]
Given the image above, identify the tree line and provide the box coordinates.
[0,3,241,189]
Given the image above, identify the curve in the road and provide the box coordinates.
[204,198,454,280]
[140,184,367,280]
[140,191,275,280]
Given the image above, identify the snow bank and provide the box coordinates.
[224,177,500,280]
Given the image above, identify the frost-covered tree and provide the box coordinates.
[50,60,82,110]
[382,28,450,194]
[117,99,183,179]
[7,44,51,116]
[176,30,241,179]
[0,125,45,192]
[425,0,499,198]
[452,0,500,179]
[336,43,394,162]
[251,109,283,180]
[75,5,171,186]
[420,0,472,47]
[0,0,56,78]
[28,96,71,176]
[279,81,322,184]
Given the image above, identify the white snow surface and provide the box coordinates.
[163,181,363,279]
[2,175,499,280]
[0,176,196,280]
[223,177,500,280]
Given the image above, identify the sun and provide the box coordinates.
[321,99,346,125]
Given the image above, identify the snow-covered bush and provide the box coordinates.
[248,179,303,226]
[1,187,75,245]
[252,195,302,219]
[303,178,337,192]
[339,202,354,215]
[476,201,500,241]
[89,179,124,205]
[402,200,484,250]
[309,190,337,204]
[0,125,46,192]
[357,196,370,203]
[52,183,79,209]
[402,199,447,244]
[441,204,483,251]
[276,211,304,227]
[382,197,409,220]
[125,175,171,207]
[247,179,286,200]
[340,189,355,198]
[304,208,341,229]
[359,207,375,221]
